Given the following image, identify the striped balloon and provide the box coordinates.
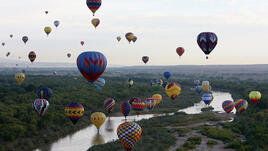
[128,97,139,105]
[117,122,142,151]
[202,93,213,105]
[222,100,234,113]
[93,78,105,90]
[234,99,248,114]
[145,98,156,110]
[33,99,49,116]
[65,103,84,125]
[86,0,102,16]
[104,98,116,113]
[121,101,131,118]
[37,87,52,100]
[131,98,145,115]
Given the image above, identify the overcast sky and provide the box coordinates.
[0,0,268,66]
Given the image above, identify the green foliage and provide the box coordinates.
[187,136,202,145]
[207,140,217,146]
[182,141,195,149]
[200,127,235,143]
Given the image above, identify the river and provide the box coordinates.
[35,91,234,151]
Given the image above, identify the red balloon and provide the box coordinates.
[80,41,84,46]
[176,47,184,57]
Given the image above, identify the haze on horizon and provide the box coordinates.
[0,0,268,66]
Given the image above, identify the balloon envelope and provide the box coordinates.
[176,47,184,57]
[151,79,163,91]
[86,0,102,16]
[152,94,162,105]
[197,32,218,57]
[128,79,134,88]
[44,27,52,36]
[15,73,25,84]
[125,32,134,43]
[202,93,213,105]
[145,98,156,110]
[65,103,84,125]
[222,100,234,113]
[81,41,85,46]
[22,36,28,44]
[33,99,49,116]
[142,56,149,64]
[117,36,121,42]
[93,78,105,90]
[132,36,137,43]
[91,112,106,129]
[54,20,60,28]
[104,98,116,113]
[131,98,145,115]
[249,91,261,104]
[121,101,131,118]
[165,82,181,100]
[163,72,171,80]
[91,18,100,28]
[28,51,36,62]
[234,99,248,114]
[37,87,52,100]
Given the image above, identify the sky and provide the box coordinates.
[0,0,268,66]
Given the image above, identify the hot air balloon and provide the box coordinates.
[151,79,163,91]
[249,91,261,104]
[28,51,36,63]
[163,72,171,80]
[222,100,234,113]
[176,47,184,57]
[121,101,131,119]
[54,20,60,28]
[77,51,107,82]
[65,103,84,125]
[128,97,138,105]
[165,82,181,100]
[152,94,162,105]
[2,42,5,46]
[128,79,134,88]
[202,93,213,105]
[197,32,218,59]
[67,53,71,58]
[142,56,149,64]
[162,81,168,89]
[194,80,200,86]
[104,98,116,114]
[53,71,57,75]
[22,69,26,73]
[91,18,100,28]
[6,52,10,57]
[44,26,52,36]
[15,73,25,84]
[80,41,85,46]
[93,78,105,90]
[234,99,248,114]
[202,81,210,92]
[145,98,156,110]
[10,34,13,38]
[86,0,102,16]
[45,11,48,14]
[195,85,202,94]
[131,98,145,115]
[91,112,106,132]
[117,36,121,42]
[117,122,142,151]
[22,36,28,44]
[33,99,49,116]
[132,36,137,43]
[37,87,52,100]
[125,32,134,43]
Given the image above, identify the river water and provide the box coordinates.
[35,91,234,151]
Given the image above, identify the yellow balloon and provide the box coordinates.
[152,94,162,105]
[15,73,25,84]
[44,27,52,36]
[165,82,181,100]
[91,18,100,28]
[202,85,210,92]
[249,91,261,104]
[91,112,106,129]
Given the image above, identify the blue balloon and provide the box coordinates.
[37,87,52,100]
[93,78,105,90]
[202,93,213,105]
[163,72,171,80]
[195,85,202,94]
[194,80,200,86]
[77,51,107,83]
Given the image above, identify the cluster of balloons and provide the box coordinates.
[125,32,137,43]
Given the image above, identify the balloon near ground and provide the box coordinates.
[91,112,106,131]
[104,98,116,114]
[128,79,134,88]
[93,78,105,90]
[15,73,25,84]
[86,0,102,16]
[195,85,202,94]
[152,94,162,105]
[249,91,261,104]
[131,98,145,115]
[202,81,210,92]
[234,99,248,114]
[197,32,218,59]
[37,87,52,100]
[65,103,84,125]
[77,51,107,82]
[145,98,156,110]
[33,99,49,116]
[165,82,181,100]
[121,101,131,119]
[28,51,36,63]
[202,93,213,105]
[117,122,142,151]
[151,79,163,91]
[222,100,234,113]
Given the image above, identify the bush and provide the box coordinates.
[183,141,195,149]
[187,136,202,145]
[207,140,218,146]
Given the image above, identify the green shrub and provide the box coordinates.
[207,140,218,146]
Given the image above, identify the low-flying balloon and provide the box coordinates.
[86,0,102,16]
[22,36,28,44]
[116,36,121,42]
[121,101,131,119]
[142,56,149,64]
[202,81,210,92]
[37,87,52,100]
[165,82,181,100]
[91,18,100,28]
[164,72,171,80]
[176,47,184,57]
[33,99,49,116]
[234,99,248,114]
[93,78,105,90]
[249,91,261,104]
[131,98,145,115]
[15,73,25,84]
[125,32,134,43]
[151,79,163,91]
[194,80,200,86]
[128,79,134,88]
[65,103,84,125]
[145,98,156,110]
[117,122,142,151]
[202,93,213,105]
[195,85,202,94]
[54,20,60,28]
[222,100,234,113]
[44,27,52,36]
[104,98,116,114]
[28,51,36,63]
[152,94,162,105]
[91,112,106,132]
[77,51,107,83]
[197,32,218,59]
[128,97,138,105]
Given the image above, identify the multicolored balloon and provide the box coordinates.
[22,36,28,44]
[202,93,213,105]
[128,97,138,105]
[121,101,131,119]
[131,98,145,115]
[165,82,181,100]
[44,26,52,36]
[86,0,102,16]
[222,100,234,113]
[93,78,105,90]
[152,94,162,105]
[65,103,84,125]
[117,36,121,42]
[54,20,60,28]
[117,122,142,151]
[125,32,134,43]
[33,99,49,116]
[37,87,52,100]
[163,72,171,80]
[151,79,163,91]
[145,98,156,110]
[142,56,149,64]
[28,51,36,63]
[91,18,100,28]
[234,99,248,114]
[176,47,184,57]
[197,32,218,59]
[15,73,25,84]
[249,91,261,104]
[81,41,85,46]
[104,98,116,114]
[91,112,106,131]
[132,36,137,43]
[77,51,107,82]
